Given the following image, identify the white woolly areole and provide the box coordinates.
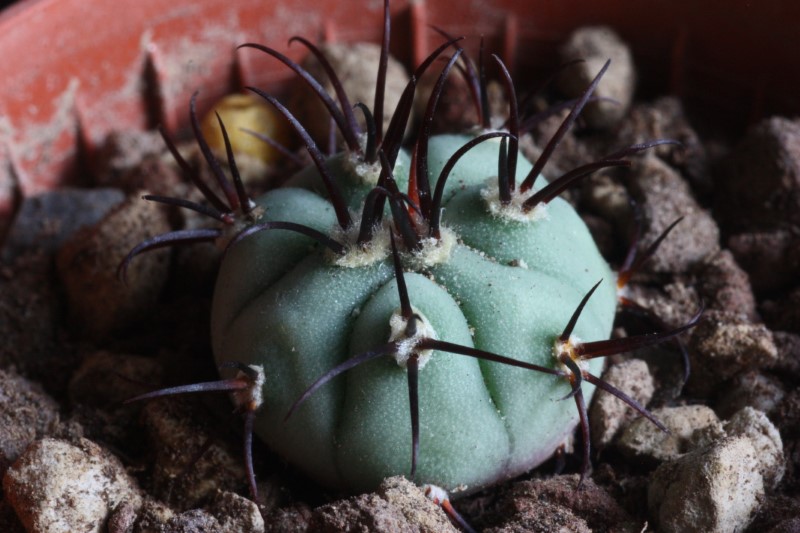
[346,151,382,186]
[388,307,437,369]
[553,335,590,376]
[328,215,391,268]
[616,276,631,299]
[423,484,450,504]
[406,225,457,269]
[480,179,550,223]
[344,133,407,186]
[215,205,266,250]
[232,364,266,411]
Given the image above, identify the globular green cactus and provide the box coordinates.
[121,4,701,504]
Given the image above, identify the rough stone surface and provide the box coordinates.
[307,476,457,533]
[618,405,723,464]
[589,359,655,447]
[140,397,245,510]
[724,407,785,489]
[0,369,61,476]
[298,41,409,147]
[107,500,138,533]
[769,331,800,377]
[558,26,635,129]
[648,436,764,533]
[483,502,590,533]
[626,155,719,273]
[91,129,170,186]
[69,351,164,407]
[745,494,800,533]
[715,370,786,419]
[129,499,175,533]
[0,252,76,392]
[492,475,636,533]
[263,503,313,533]
[208,490,265,533]
[687,310,778,397]
[56,194,171,339]
[695,249,758,321]
[714,116,800,232]
[613,96,711,196]
[3,438,142,533]
[728,229,800,293]
[1,187,125,262]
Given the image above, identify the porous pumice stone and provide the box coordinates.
[56,193,171,339]
[557,26,635,129]
[211,130,616,495]
[3,438,142,533]
[297,41,410,147]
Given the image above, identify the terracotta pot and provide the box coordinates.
[0,0,797,225]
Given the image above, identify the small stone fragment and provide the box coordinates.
[728,230,800,293]
[769,331,800,377]
[648,436,764,533]
[92,129,170,186]
[558,26,635,129]
[496,475,636,533]
[413,63,480,133]
[297,42,409,147]
[208,490,265,533]
[624,280,700,331]
[613,97,711,196]
[483,501,590,533]
[626,155,719,273]
[714,116,800,232]
[1,187,125,262]
[724,407,785,489]
[3,438,142,533]
[307,492,412,533]
[130,499,175,533]
[307,476,457,533]
[378,476,458,532]
[617,405,723,464]
[0,252,76,392]
[163,509,222,533]
[687,310,778,397]
[108,501,137,533]
[589,359,655,447]
[56,193,171,339]
[715,370,785,419]
[580,173,631,228]
[140,397,245,510]
[263,503,312,533]
[69,351,164,407]
[694,249,758,321]
[0,369,61,476]
[745,494,800,533]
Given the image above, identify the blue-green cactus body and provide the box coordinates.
[285,149,411,210]
[211,136,616,495]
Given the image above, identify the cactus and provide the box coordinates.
[121,2,701,502]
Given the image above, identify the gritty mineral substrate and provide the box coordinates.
[2,26,800,533]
